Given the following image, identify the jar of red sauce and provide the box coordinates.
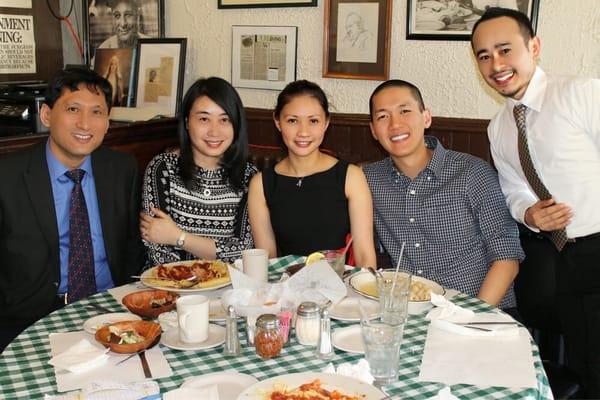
[255,314,283,359]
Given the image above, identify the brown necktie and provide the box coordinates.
[514,104,569,251]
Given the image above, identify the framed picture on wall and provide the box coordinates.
[323,0,392,80]
[218,0,317,9]
[131,38,186,116]
[406,0,540,41]
[83,0,165,64]
[231,25,298,90]
[93,48,134,107]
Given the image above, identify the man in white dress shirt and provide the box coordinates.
[471,7,600,398]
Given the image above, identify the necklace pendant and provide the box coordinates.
[296,178,303,187]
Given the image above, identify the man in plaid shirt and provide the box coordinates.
[363,80,524,310]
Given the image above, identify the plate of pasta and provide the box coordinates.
[236,372,385,400]
[348,270,445,314]
[140,259,232,294]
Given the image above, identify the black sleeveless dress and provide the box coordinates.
[262,160,351,256]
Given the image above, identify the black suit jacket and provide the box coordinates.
[0,142,145,325]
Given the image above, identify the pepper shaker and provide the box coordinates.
[223,305,241,356]
[316,307,334,359]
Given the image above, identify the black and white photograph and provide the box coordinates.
[407,0,539,40]
[336,3,378,63]
[84,0,164,64]
[93,48,133,107]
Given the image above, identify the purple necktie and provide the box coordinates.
[65,169,96,302]
[514,104,569,251]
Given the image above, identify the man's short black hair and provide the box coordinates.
[471,7,535,47]
[369,79,425,120]
[45,67,113,111]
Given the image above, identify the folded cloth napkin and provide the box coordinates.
[428,387,460,400]
[48,339,109,373]
[323,359,374,385]
[426,293,519,337]
[163,385,219,400]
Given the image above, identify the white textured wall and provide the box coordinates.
[167,0,599,119]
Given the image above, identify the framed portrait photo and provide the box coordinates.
[83,0,165,64]
[323,0,392,80]
[93,48,134,107]
[131,38,186,116]
[406,0,540,41]
[218,0,317,9]
[231,25,298,91]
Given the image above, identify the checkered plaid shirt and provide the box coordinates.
[364,136,524,309]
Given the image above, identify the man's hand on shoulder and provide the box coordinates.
[524,199,573,231]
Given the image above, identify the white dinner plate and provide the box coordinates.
[140,260,232,294]
[236,372,385,399]
[348,270,445,314]
[209,297,227,322]
[182,372,258,399]
[329,297,379,322]
[82,313,141,334]
[331,325,364,354]
[161,324,225,351]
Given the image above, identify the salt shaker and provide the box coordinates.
[316,308,334,359]
[295,302,320,346]
[223,305,241,356]
[246,314,257,347]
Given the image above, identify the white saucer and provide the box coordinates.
[332,325,364,354]
[209,297,227,322]
[329,297,379,322]
[161,324,225,351]
[83,313,141,334]
[182,371,258,398]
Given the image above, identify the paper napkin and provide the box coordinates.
[49,332,173,392]
[426,293,519,337]
[163,385,219,400]
[222,260,347,317]
[323,359,375,385]
[428,387,459,400]
[48,338,109,373]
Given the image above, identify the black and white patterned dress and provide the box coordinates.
[142,152,257,266]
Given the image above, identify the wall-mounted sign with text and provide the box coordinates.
[0,14,36,74]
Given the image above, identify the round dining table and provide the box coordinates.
[0,255,553,399]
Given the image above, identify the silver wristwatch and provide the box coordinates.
[175,232,186,248]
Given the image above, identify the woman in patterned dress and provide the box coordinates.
[140,77,257,265]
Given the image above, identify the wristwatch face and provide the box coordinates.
[176,234,185,247]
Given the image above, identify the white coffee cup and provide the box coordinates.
[242,248,269,283]
[176,294,209,343]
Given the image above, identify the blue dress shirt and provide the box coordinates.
[45,141,114,293]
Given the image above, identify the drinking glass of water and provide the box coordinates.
[360,316,405,386]
[377,270,411,325]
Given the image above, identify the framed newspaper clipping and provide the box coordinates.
[231,25,297,90]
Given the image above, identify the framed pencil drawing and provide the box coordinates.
[131,38,186,116]
[406,0,540,41]
[323,0,392,80]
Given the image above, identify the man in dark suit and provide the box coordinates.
[0,68,144,352]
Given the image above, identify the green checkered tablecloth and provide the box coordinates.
[0,255,553,399]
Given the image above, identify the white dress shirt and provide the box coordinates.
[487,67,600,238]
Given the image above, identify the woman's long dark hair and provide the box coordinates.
[178,77,248,192]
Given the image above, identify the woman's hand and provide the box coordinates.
[140,207,182,246]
